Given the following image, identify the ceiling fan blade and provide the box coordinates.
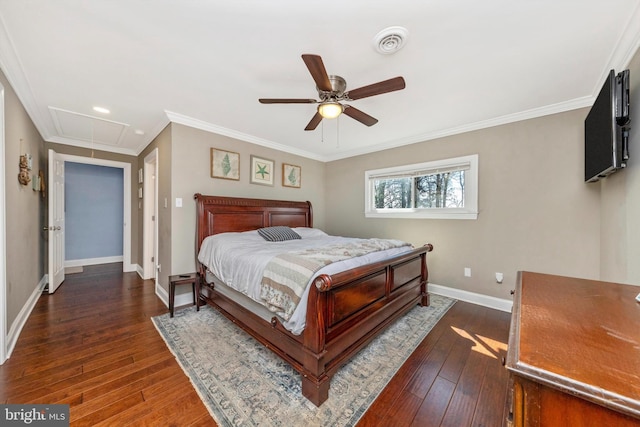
[304,112,323,131]
[343,105,378,126]
[259,98,317,104]
[301,54,332,92]
[347,76,406,100]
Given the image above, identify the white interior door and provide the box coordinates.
[47,149,65,293]
[143,149,158,280]
[0,82,7,363]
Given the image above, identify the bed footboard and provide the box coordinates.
[300,244,432,405]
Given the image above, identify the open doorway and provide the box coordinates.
[65,162,123,269]
[56,153,133,274]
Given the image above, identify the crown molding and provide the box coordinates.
[612,1,640,71]
[166,94,593,164]
[322,96,593,162]
[164,110,326,162]
[0,13,50,139]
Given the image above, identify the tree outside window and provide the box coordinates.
[366,154,478,220]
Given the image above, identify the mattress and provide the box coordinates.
[197,227,413,335]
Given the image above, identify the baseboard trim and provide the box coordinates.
[155,282,169,308]
[428,283,513,313]
[65,256,135,273]
[155,282,195,311]
[6,275,47,360]
[65,256,123,268]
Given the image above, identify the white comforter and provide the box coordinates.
[197,227,413,335]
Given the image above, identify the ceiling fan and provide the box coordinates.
[259,54,406,131]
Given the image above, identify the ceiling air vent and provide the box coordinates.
[373,26,409,55]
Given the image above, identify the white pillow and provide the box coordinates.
[292,227,329,238]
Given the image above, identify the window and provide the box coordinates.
[364,154,478,219]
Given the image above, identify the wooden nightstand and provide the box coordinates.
[168,273,200,317]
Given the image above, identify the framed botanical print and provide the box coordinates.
[211,148,240,180]
[250,155,274,186]
[282,163,301,188]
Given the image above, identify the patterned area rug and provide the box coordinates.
[152,295,455,427]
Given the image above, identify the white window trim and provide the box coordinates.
[364,154,479,220]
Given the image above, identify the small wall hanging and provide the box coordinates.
[282,163,301,188]
[250,155,274,186]
[18,153,32,186]
[211,148,240,180]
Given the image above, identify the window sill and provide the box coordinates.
[364,210,478,220]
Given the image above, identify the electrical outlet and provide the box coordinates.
[495,272,504,283]
[464,267,471,277]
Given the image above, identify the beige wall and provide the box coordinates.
[325,109,601,300]
[146,123,326,291]
[600,47,640,285]
[1,68,46,328]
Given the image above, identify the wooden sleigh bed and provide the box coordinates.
[194,194,433,406]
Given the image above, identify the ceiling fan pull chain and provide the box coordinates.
[336,116,340,148]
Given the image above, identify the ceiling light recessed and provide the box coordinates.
[373,26,409,55]
[93,106,110,114]
[134,129,145,135]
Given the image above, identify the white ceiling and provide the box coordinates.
[1,1,639,162]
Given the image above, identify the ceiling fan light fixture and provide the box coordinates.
[318,102,343,119]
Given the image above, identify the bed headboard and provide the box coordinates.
[194,193,313,252]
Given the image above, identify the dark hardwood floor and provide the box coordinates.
[0,263,512,426]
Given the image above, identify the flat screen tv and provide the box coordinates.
[584,69,630,182]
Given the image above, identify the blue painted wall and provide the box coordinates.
[65,162,123,261]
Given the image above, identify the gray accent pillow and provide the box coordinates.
[257,226,301,242]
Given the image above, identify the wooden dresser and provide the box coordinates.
[506,271,640,426]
